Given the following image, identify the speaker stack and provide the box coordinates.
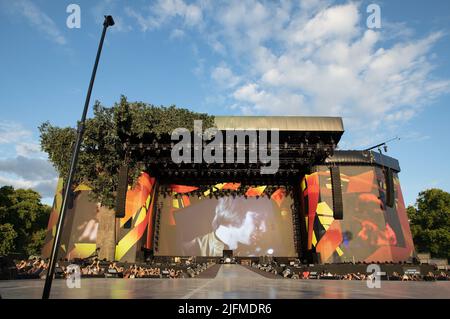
[330,166,343,220]
[385,168,395,207]
[115,164,128,218]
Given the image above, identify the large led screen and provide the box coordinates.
[42,184,99,260]
[156,184,297,257]
[303,165,415,263]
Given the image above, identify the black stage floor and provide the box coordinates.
[1,265,449,299]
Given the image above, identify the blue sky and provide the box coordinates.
[0,0,449,206]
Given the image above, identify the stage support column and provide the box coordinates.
[146,181,159,250]
[96,206,116,261]
[295,174,309,262]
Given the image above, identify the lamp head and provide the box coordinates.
[104,15,115,27]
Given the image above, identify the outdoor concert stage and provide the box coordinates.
[40,116,416,266]
[1,265,449,299]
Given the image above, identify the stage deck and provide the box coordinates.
[1,265,449,299]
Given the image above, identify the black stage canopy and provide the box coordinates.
[129,116,345,183]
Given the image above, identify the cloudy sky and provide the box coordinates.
[0,0,449,206]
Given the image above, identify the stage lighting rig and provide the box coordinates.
[364,136,400,153]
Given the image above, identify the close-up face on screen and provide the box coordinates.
[156,185,297,257]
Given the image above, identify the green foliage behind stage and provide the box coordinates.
[407,188,450,260]
[0,186,50,256]
[39,96,214,208]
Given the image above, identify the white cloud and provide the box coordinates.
[125,7,158,32]
[125,0,203,32]
[0,120,57,200]
[300,0,330,11]
[233,83,305,114]
[170,28,185,39]
[0,156,56,180]
[3,0,67,45]
[211,65,241,89]
[15,142,43,157]
[184,3,202,26]
[0,121,32,144]
[206,1,448,146]
[0,175,57,199]
[208,37,226,55]
[288,3,360,45]
[126,1,449,148]
[215,0,287,53]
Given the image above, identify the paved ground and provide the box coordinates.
[0,264,449,299]
[195,264,222,278]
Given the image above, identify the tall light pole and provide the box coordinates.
[42,15,115,299]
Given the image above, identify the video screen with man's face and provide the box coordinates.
[155,183,297,257]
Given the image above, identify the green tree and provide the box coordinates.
[0,186,51,256]
[407,188,450,260]
[25,229,48,256]
[0,186,14,223]
[39,96,215,208]
[0,223,17,255]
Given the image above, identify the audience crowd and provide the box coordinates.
[12,257,211,280]
[252,262,450,281]
[7,257,450,282]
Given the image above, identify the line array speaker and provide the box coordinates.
[115,164,128,218]
[67,189,75,210]
[330,166,343,220]
[153,206,162,252]
[385,168,395,207]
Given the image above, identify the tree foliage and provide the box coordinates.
[39,96,215,208]
[25,229,48,256]
[407,188,450,260]
[0,223,17,256]
[0,186,50,256]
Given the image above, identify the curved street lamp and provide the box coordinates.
[42,15,115,299]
